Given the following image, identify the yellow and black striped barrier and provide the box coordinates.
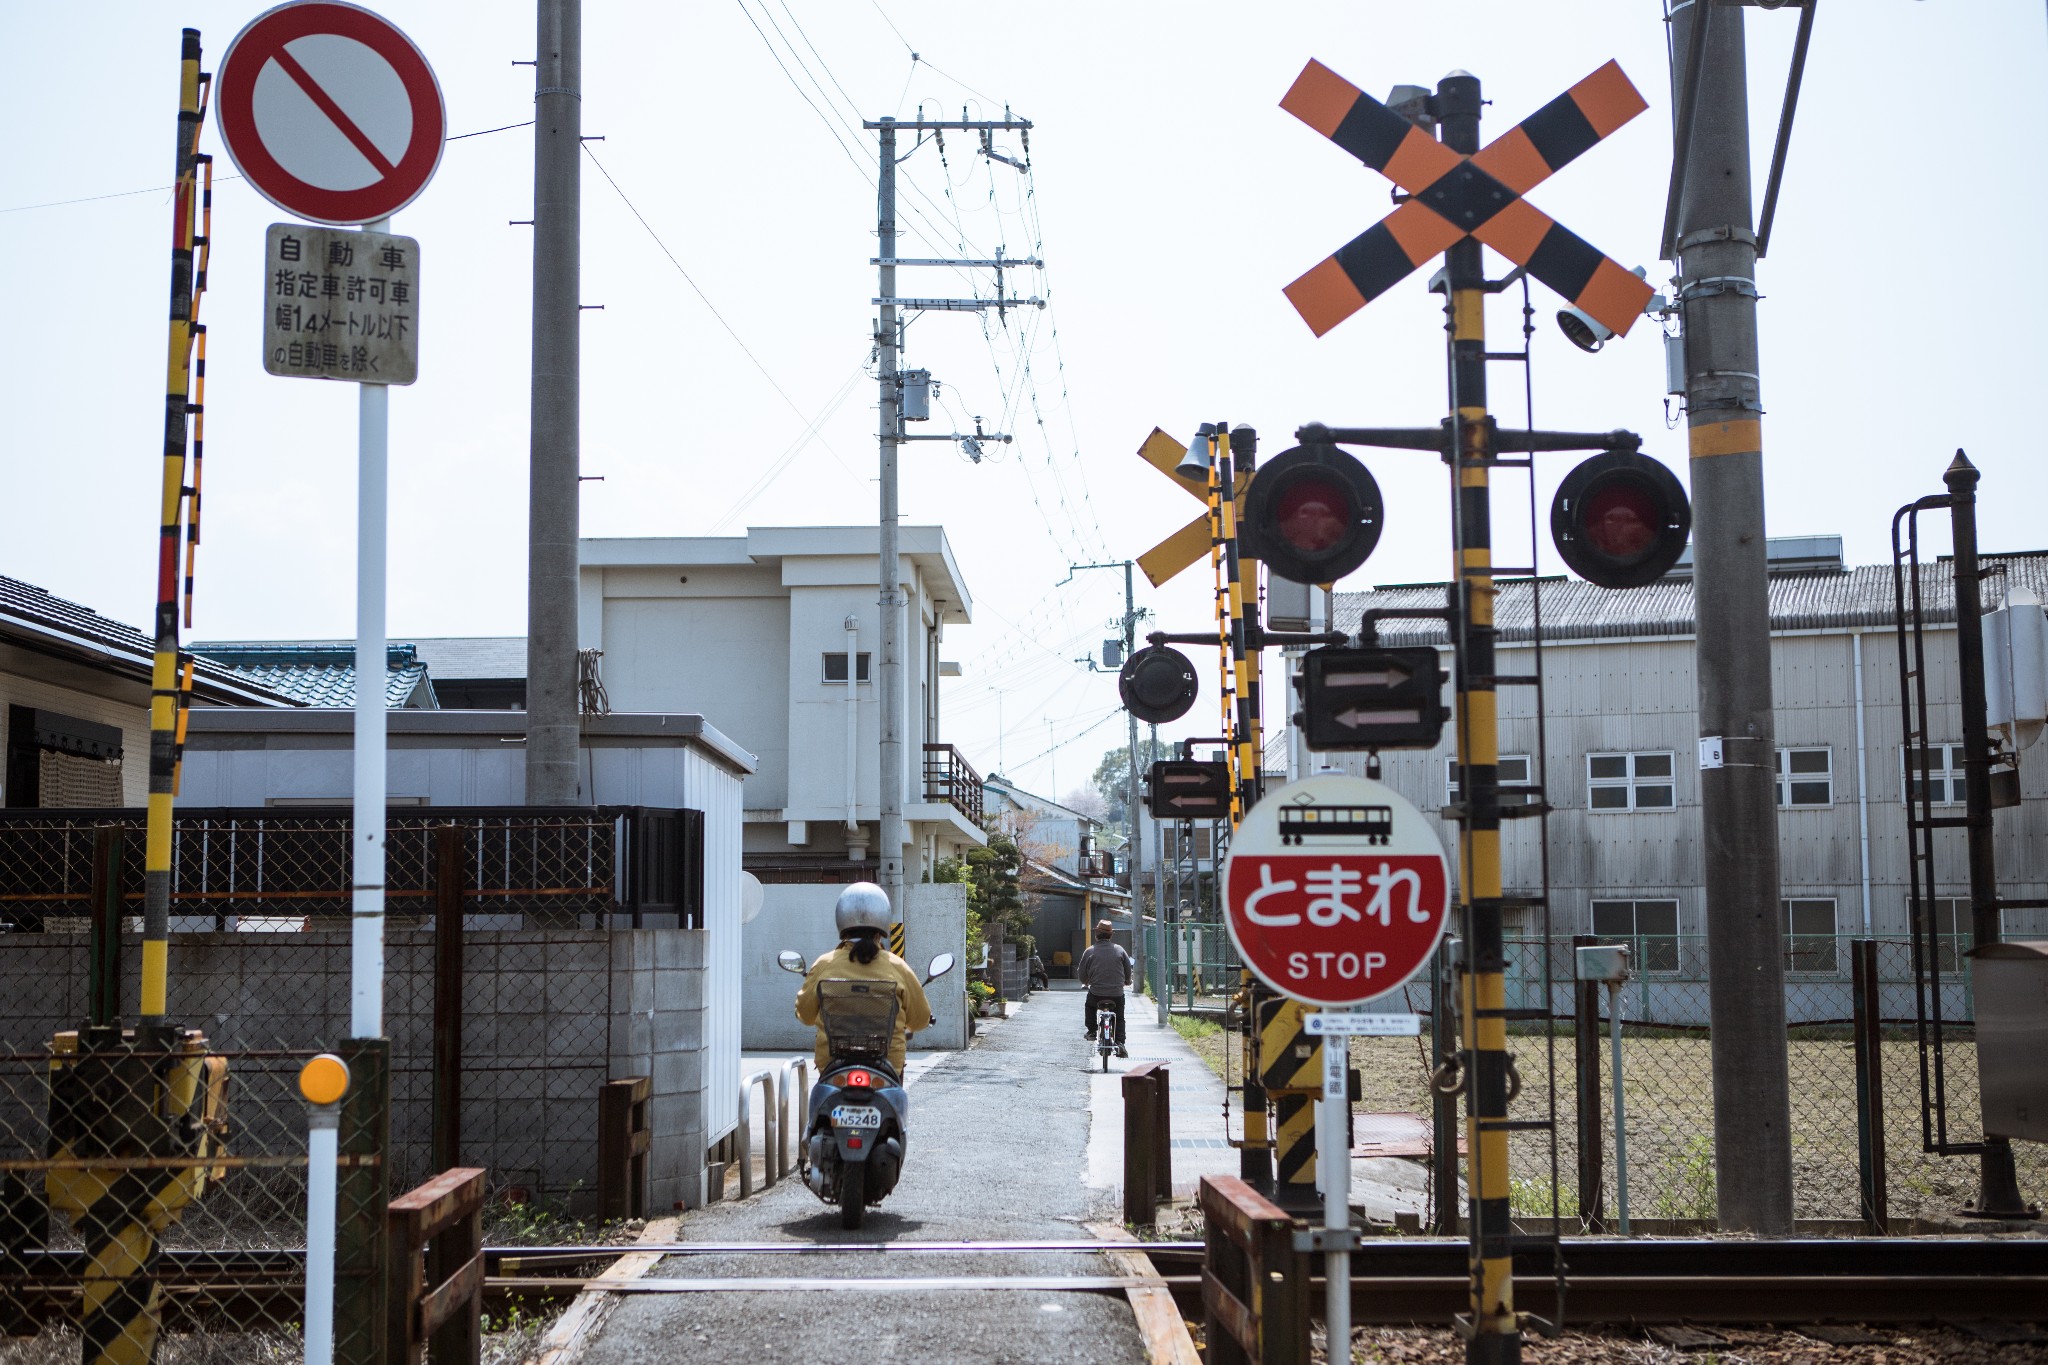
[1257,998,1324,1205]
[889,921,906,958]
[46,1029,227,1365]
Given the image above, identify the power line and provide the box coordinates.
[0,120,534,215]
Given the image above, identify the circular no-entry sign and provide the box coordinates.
[216,2,446,226]
[1223,774,1451,1007]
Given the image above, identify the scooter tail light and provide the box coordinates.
[848,1136,863,1149]
[847,1070,872,1089]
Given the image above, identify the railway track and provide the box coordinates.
[7,1237,2044,1329]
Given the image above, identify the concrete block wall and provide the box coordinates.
[0,927,716,1211]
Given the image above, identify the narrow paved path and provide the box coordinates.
[582,989,1150,1365]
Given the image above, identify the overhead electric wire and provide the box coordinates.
[0,119,533,215]
[582,143,865,498]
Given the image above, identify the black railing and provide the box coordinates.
[922,744,984,827]
[0,805,702,930]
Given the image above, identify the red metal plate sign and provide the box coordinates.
[1224,774,1451,1006]
[216,2,446,226]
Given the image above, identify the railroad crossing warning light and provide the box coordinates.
[1119,644,1199,724]
[1296,646,1447,751]
[1550,451,1691,589]
[1241,441,1384,585]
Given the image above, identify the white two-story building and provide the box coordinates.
[578,527,981,1048]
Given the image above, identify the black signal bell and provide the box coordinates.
[1118,644,1199,725]
[1241,442,1384,585]
[1550,451,1691,589]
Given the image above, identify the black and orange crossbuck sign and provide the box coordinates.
[1280,59,1655,340]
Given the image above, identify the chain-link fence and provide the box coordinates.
[0,808,688,1360]
[1192,933,2045,1230]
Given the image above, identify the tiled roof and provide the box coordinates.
[190,642,432,709]
[1336,553,2048,648]
[0,574,296,705]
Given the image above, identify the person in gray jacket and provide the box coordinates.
[1077,919,1132,1057]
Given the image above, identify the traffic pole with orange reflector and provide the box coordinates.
[1279,57,1656,342]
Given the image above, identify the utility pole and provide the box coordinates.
[1665,0,1794,1233]
[526,0,582,805]
[876,116,903,915]
[866,111,1034,916]
[1068,558,1163,1023]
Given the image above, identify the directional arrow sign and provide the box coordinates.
[1299,646,1445,751]
[1146,760,1233,822]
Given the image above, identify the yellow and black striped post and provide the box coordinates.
[1216,431,1261,820]
[1257,998,1323,1209]
[1438,71,1517,1365]
[141,28,205,1031]
[889,921,906,959]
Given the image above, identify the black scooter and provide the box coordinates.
[778,949,954,1229]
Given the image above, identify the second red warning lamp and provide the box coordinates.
[1241,441,1384,584]
[1550,451,1692,589]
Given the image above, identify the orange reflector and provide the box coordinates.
[298,1053,350,1106]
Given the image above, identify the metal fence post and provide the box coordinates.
[333,1037,389,1365]
[87,826,124,1023]
[1572,933,1606,1232]
[1851,939,1889,1234]
[432,824,463,1174]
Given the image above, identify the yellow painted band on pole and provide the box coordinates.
[1480,1255,1514,1316]
[1688,417,1762,459]
[145,795,174,868]
[1451,290,1484,341]
[1469,827,1502,899]
[1459,691,1499,754]
[139,940,168,1018]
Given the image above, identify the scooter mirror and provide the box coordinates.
[777,950,807,975]
[924,952,955,984]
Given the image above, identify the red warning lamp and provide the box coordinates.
[1550,451,1690,589]
[1242,442,1384,584]
[845,1070,873,1089]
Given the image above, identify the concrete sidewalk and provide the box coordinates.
[1082,995,1434,1222]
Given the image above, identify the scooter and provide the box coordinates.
[777,949,954,1229]
[1095,1004,1117,1072]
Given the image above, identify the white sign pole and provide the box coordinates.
[350,217,391,1040]
[1320,1026,1351,1361]
[303,1103,340,1365]
[1608,980,1630,1234]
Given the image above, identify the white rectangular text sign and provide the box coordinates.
[1304,1012,1422,1036]
[263,223,419,385]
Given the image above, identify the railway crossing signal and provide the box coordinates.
[1241,441,1384,585]
[1296,646,1446,751]
[1119,644,1200,724]
[1550,450,1692,588]
[1279,58,1656,339]
[1145,759,1233,822]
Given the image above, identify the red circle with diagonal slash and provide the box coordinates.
[216,2,445,226]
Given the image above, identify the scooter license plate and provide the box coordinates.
[831,1105,882,1130]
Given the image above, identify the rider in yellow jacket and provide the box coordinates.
[794,883,933,1074]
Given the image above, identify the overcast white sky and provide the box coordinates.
[7,1,2045,805]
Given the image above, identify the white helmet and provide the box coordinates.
[834,881,893,937]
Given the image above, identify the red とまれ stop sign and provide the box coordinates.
[1223,775,1451,1006]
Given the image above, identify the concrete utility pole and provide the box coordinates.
[1665,0,1795,1234]
[866,110,1034,915]
[875,118,906,916]
[526,0,583,805]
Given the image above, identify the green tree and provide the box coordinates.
[933,830,1033,962]
[1090,737,1173,825]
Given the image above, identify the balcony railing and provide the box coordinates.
[922,743,984,827]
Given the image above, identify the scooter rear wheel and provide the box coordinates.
[838,1160,866,1229]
